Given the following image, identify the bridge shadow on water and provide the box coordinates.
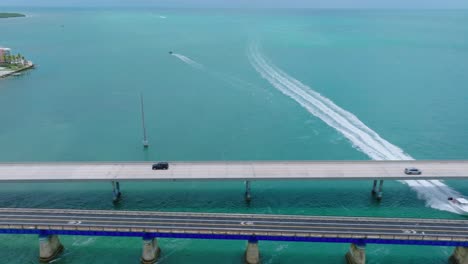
[0,180,461,219]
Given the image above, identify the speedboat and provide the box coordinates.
[448,197,468,214]
[168,51,173,55]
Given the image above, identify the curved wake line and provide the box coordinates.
[171,53,204,70]
[170,53,267,95]
[248,42,462,214]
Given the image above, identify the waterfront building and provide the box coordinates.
[0,48,12,64]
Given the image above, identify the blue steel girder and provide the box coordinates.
[0,229,466,247]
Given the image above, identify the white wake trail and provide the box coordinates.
[172,53,204,70]
[248,43,461,213]
[170,53,267,94]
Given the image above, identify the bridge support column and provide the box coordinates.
[376,180,384,200]
[450,247,468,264]
[245,181,252,203]
[245,238,260,264]
[112,181,121,202]
[141,236,160,264]
[345,243,366,264]
[371,180,377,195]
[371,180,384,200]
[39,234,64,263]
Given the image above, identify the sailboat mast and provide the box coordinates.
[140,92,149,148]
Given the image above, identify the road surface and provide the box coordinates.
[0,208,467,243]
[0,161,467,182]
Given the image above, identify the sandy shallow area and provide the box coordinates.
[0,67,14,77]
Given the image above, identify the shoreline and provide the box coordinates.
[0,13,26,19]
[0,64,35,78]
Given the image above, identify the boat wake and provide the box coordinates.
[171,53,204,70]
[248,42,461,214]
[170,52,268,95]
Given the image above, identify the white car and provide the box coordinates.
[404,167,422,175]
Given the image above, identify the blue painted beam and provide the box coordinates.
[0,228,466,247]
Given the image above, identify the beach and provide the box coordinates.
[0,67,14,77]
[0,64,33,78]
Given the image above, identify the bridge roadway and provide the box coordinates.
[1,208,468,245]
[1,160,468,182]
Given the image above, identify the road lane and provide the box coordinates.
[0,161,467,182]
[0,208,468,240]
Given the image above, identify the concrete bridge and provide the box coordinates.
[1,208,468,263]
[1,160,468,202]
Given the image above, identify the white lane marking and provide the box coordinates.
[4,218,464,239]
[8,221,463,238]
[0,214,464,230]
[1,214,465,233]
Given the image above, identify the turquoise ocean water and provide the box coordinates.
[1,8,468,263]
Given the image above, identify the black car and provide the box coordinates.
[152,162,169,170]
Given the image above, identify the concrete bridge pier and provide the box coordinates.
[39,234,64,263]
[141,236,160,264]
[450,246,468,264]
[345,243,366,264]
[112,181,121,202]
[371,180,377,195]
[371,180,384,200]
[245,238,260,264]
[376,180,384,200]
[245,181,252,203]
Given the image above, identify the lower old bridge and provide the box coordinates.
[1,208,468,264]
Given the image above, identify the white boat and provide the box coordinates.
[448,197,468,214]
[12,73,21,76]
